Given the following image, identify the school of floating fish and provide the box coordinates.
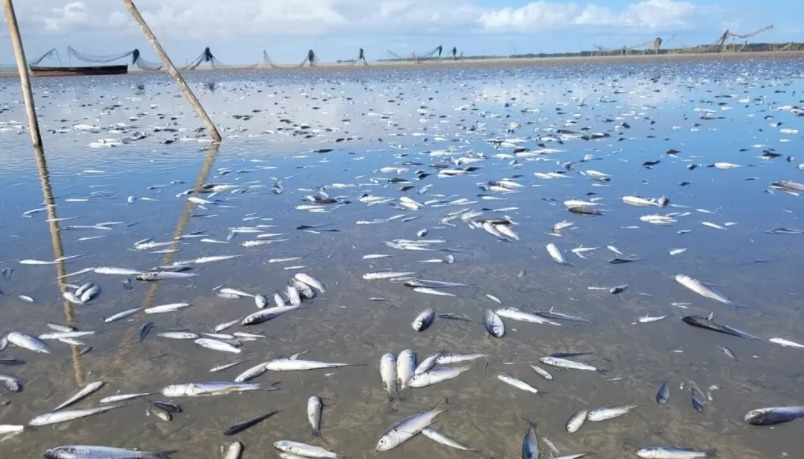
[0,58,803,458]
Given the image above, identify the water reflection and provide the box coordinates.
[109,142,221,372]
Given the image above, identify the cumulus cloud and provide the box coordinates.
[42,1,91,31]
[478,0,696,32]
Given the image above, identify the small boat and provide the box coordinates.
[29,64,128,77]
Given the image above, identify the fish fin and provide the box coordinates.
[707,311,714,321]
[289,350,309,360]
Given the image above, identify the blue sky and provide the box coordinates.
[0,0,798,66]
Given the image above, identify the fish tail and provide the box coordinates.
[149,450,178,459]
[312,428,321,437]
[258,382,280,391]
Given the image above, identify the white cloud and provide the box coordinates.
[2,0,784,64]
[478,0,696,32]
[42,1,90,31]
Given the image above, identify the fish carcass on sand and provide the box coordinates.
[274,440,341,458]
[681,315,759,340]
[675,274,743,308]
[636,446,714,458]
[43,445,174,459]
[743,406,804,426]
[376,404,448,451]
[160,381,277,397]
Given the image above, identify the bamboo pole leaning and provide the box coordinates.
[2,0,43,148]
[122,0,222,142]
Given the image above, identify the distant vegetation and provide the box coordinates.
[379,43,804,62]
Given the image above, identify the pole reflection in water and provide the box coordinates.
[107,141,221,374]
[30,143,87,385]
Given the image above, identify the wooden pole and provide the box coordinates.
[121,0,222,142]
[2,0,43,148]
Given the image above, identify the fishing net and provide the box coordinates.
[184,47,224,70]
[299,49,318,67]
[28,48,62,66]
[66,46,162,70]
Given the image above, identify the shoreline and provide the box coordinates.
[1,50,803,77]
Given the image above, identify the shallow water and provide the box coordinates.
[1,56,803,458]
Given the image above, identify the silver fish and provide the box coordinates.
[160,381,277,397]
[744,406,804,426]
[254,294,269,308]
[274,440,340,458]
[566,409,588,433]
[675,274,740,307]
[409,366,470,388]
[194,338,241,354]
[265,358,358,371]
[234,362,269,383]
[412,308,436,331]
[307,396,323,436]
[52,381,105,411]
[30,404,123,426]
[530,365,553,380]
[414,352,443,376]
[44,445,173,459]
[587,404,639,421]
[0,373,22,392]
[144,303,191,314]
[636,446,714,458]
[104,307,142,323]
[241,305,299,325]
[285,284,302,306]
[291,280,315,299]
[397,349,416,390]
[522,420,539,459]
[380,353,397,398]
[421,427,476,451]
[436,352,485,365]
[498,373,539,394]
[158,332,199,340]
[0,424,24,435]
[546,243,570,265]
[223,442,243,459]
[484,309,505,338]
[6,332,50,353]
[539,356,599,372]
[363,271,416,280]
[294,273,326,293]
[496,307,561,326]
[376,404,448,451]
[99,392,152,404]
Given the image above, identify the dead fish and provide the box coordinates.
[768,337,804,348]
[52,381,105,411]
[224,410,279,436]
[483,310,505,338]
[412,308,436,331]
[656,381,670,404]
[744,406,804,426]
[545,243,571,265]
[675,274,741,307]
[682,315,759,339]
[139,323,155,343]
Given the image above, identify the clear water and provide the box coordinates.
[1,56,803,458]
